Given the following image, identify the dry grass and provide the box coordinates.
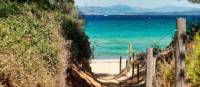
[0,4,60,86]
[0,54,56,87]
[55,32,70,87]
[155,59,175,87]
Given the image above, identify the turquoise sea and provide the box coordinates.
[84,15,200,59]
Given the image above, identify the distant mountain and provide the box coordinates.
[150,6,198,12]
[78,5,200,15]
[129,10,200,15]
[79,5,136,15]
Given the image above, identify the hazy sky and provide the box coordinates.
[74,0,200,8]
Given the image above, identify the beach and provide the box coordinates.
[90,59,127,74]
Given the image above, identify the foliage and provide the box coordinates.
[0,0,85,86]
[0,0,75,18]
[187,21,200,40]
[0,13,60,73]
[151,43,162,56]
[136,52,146,60]
[186,33,200,87]
[0,0,74,8]
[0,53,56,87]
[188,0,200,3]
[156,59,175,87]
[62,16,91,58]
[0,9,61,86]
[0,0,92,86]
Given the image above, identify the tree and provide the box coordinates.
[188,0,200,3]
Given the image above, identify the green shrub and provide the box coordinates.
[0,1,91,86]
[151,43,162,56]
[0,15,59,73]
[186,33,200,87]
[0,2,62,86]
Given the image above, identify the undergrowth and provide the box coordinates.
[156,59,175,87]
[0,8,60,87]
[186,33,200,87]
[0,0,88,87]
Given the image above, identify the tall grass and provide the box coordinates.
[156,59,175,87]
[0,54,56,87]
[186,33,200,87]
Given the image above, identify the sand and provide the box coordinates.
[90,59,146,85]
[90,59,127,75]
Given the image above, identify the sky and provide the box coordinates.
[74,0,200,9]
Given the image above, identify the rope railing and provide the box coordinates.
[117,18,186,87]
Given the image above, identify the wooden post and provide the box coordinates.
[128,56,131,65]
[128,42,132,56]
[137,63,140,83]
[175,18,186,87]
[132,62,134,78]
[152,58,156,87]
[119,56,122,73]
[146,48,155,87]
[132,53,135,61]
[132,55,135,78]
[126,59,128,67]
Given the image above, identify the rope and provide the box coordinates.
[153,29,176,46]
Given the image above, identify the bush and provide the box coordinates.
[186,33,200,87]
[156,59,175,87]
[151,43,162,56]
[0,3,61,86]
[0,54,56,87]
[0,14,59,73]
[0,0,92,86]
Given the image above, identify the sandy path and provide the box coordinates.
[90,59,127,75]
[90,59,146,87]
[90,59,134,84]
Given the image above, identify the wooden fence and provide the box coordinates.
[119,18,186,87]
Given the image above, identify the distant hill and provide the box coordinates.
[79,5,136,15]
[128,10,200,15]
[78,5,200,15]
